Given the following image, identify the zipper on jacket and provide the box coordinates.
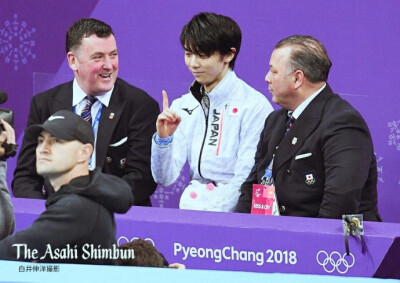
[198,107,209,178]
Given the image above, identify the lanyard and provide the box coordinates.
[89,104,102,168]
[92,104,103,139]
[261,114,293,185]
[261,152,276,185]
[73,102,103,168]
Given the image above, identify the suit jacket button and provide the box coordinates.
[279,206,286,213]
[286,170,291,175]
[106,157,112,163]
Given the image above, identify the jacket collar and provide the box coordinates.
[189,70,239,105]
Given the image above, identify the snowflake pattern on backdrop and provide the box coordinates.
[387,120,400,186]
[388,120,400,151]
[375,152,384,184]
[153,175,187,208]
[0,14,36,71]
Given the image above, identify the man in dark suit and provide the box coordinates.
[235,35,381,221]
[12,18,159,206]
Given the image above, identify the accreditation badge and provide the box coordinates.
[251,184,276,215]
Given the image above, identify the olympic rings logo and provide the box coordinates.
[316,250,355,274]
[117,236,155,247]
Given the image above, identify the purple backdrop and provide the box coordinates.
[1,1,399,222]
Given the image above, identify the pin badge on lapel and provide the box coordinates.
[292,137,298,145]
[109,113,115,120]
[305,173,316,186]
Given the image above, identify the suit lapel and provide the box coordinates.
[273,84,334,173]
[273,114,320,173]
[257,111,287,180]
[96,82,126,168]
[48,82,74,114]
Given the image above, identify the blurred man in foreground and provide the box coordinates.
[0,119,16,239]
[0,111,133,263]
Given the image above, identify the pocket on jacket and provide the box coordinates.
[109,137,128,147]
[106,137,128,176]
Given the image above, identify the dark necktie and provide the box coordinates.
[81,96,97,124]
[285,113,296,134]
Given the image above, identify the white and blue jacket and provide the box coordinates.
[151,70,273,212]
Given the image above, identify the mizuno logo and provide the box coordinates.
[48,116,65,121]
[181,105,199,115]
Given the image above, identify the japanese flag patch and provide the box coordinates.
[228,105,240,117]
